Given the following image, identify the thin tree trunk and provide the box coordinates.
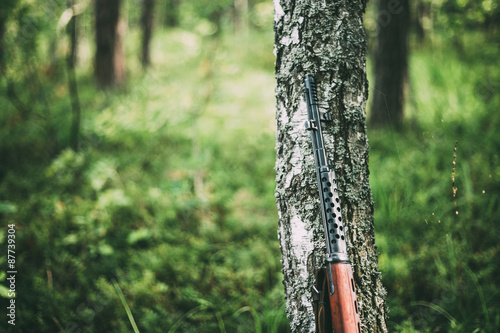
[233,0,248,34]
[163,0,180,27]
[415,0,425,43]
[0,0,17,76]
[140,0,154,68]
[273,0,388,332]
[369,0,409,129]
[67,0,78,67]
[0,9,7,76]
[67,0,81,151]
[94,0,125,88]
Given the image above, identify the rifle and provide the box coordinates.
[304,74,362,333]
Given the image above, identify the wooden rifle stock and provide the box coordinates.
[304,74,362,333]
[327,263,361,332]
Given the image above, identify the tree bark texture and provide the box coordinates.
[94,0,125,88]
[273,0,388,332]
[140,0,154,68]
[369,0,409,129]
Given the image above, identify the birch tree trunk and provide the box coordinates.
[273,0,388,332]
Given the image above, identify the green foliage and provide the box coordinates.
[439,0,500,32]
[0,11,283,330]
[368,35,500,332]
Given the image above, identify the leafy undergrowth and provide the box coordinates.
[369,34,500,332]
[0,27,287,332]
[0,23,499,333]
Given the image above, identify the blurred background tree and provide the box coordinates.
[369,0,409,130]
[66,0,82,151]
[0,0,498,332]
[94,0,125,88]
[140,0,155,68]
[0,0,17,75]
[162,0,181,28]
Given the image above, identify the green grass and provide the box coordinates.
[0,20,499,333]
[368,35,500,332]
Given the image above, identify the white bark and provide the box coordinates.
[274,0,389,332]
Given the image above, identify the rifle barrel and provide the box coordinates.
[304,74,362,333]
